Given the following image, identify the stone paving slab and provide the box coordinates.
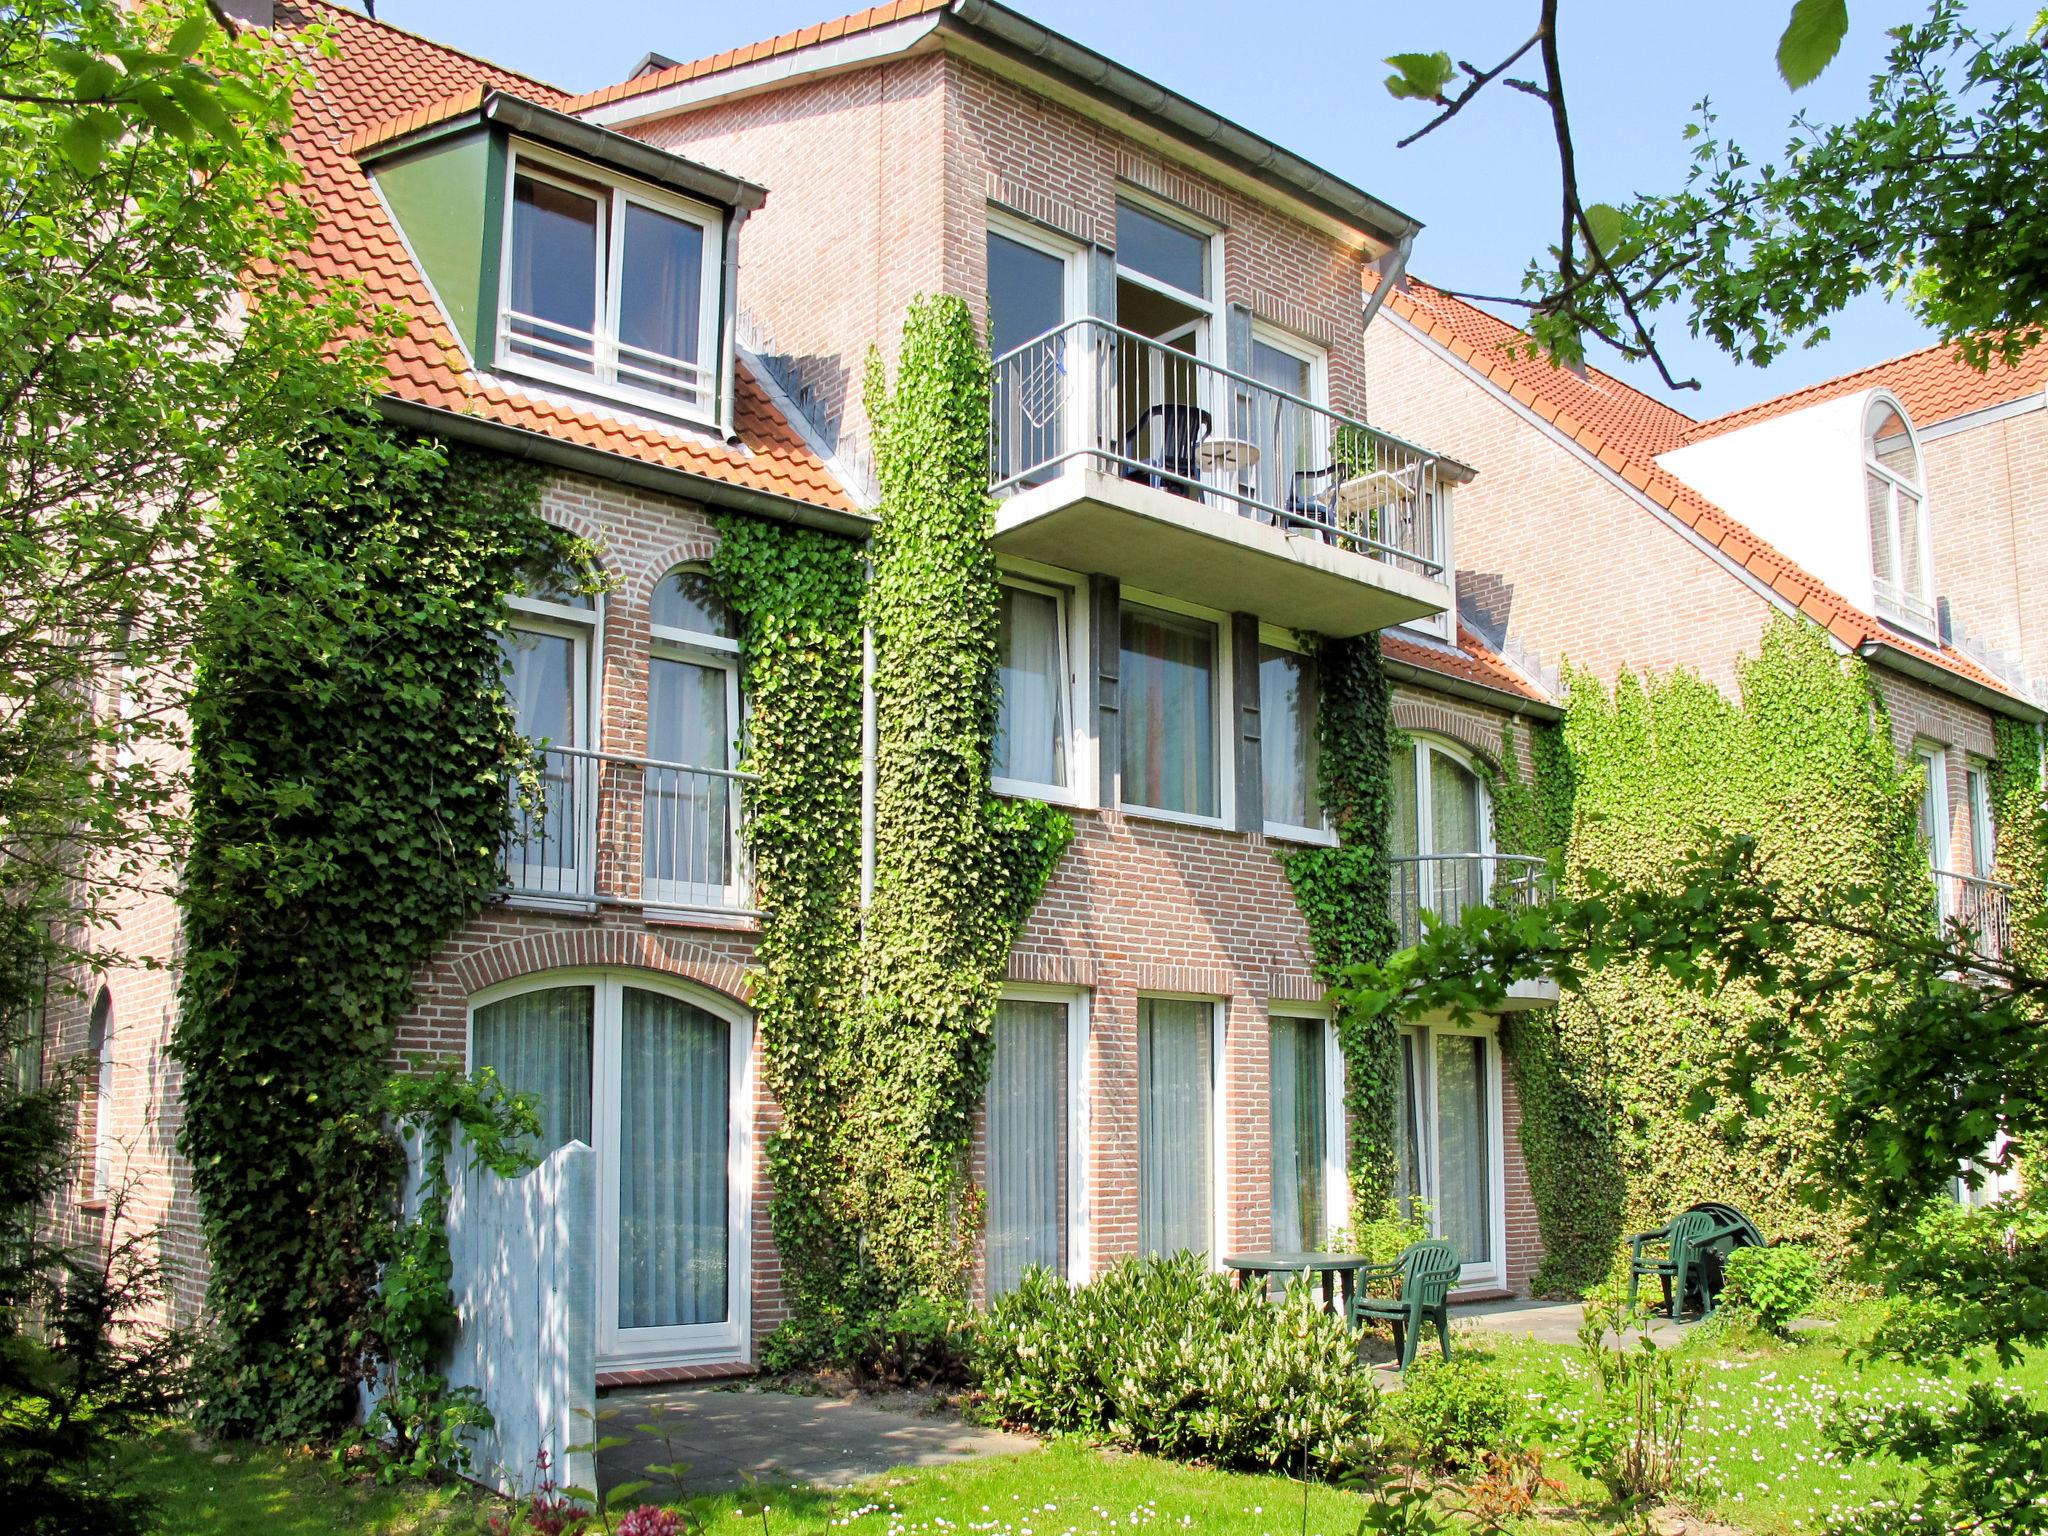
[1452,1297,1689,1347]
[594,1385,1036,1497]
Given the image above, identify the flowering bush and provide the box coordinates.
[975,1253,1380,1476]
[1721,1244,1823,1334]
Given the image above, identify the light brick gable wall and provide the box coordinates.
[1923,407,2048,695]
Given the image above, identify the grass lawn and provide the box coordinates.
[123,1305,2047,1536]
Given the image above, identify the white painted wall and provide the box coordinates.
[1656,391,1883,619]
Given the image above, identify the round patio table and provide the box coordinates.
[1223,1251,1374,1315]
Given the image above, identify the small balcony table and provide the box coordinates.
[1222,1250,1375,1316]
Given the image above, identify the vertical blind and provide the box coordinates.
[985,999,1069,1295]
[472,985,594,1155]
[618,986,730,1330]
[1268,1017,1326,1250]
[1121,606,1217,817]
[1433,1032,1492,1266]
[1139,997,1212,1256]
[1430,751,1483,917]
[994,585,1068,790]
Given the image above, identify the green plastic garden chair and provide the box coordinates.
[1628,1206,1755,1317]
[1348,1239,1459,1370]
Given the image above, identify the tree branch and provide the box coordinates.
[1395,25,1548,149]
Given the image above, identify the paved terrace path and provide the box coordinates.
[1453,1297,1689,1346]
[596,1384,1037,1497]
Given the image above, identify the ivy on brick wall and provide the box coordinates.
[1280,635,1402,1219]
[720,297,1070,1335]
[1990,715,2048,971]
[174,416,587,1439]
[1505,615,1920,1293]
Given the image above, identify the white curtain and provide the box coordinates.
[986,1000,1068,1295]
[1139,998,1212,1257]
[645,654,732,897]
[1120,607,1217,817]
[618,988,729,1330]
[1430,751,1483,918]
[1394,1031,1423,1220]
[500,627,581,885]
[995,586,1067,789]
[1389,745,1419,855]
[618,202,705,396]
[1269,1018,1326,1251]
[1260,648,1319,830]
[1433,1033,1491,1267]
[473,986,594,1155]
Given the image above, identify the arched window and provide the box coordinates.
[1388,736,1493,934]
[86,988,113,1199]
[502,563,600,896]
[469,972,751,1366]
[645,566,744,910]
[1865,398,1934,633]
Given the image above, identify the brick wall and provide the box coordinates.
[1924,407,2048,693]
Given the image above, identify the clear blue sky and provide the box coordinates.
[376,0,2031,420]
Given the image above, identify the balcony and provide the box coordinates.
[1389,853,1557,1009]
[988,320,1465,637]
[1934,868,2012,962]
[501,745,754,914]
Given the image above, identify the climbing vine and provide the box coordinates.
[174,414,589,1439]
[709,516,867,1322]
[1487,715,1574,863]
[1280,634,1401,1219]
[721,297,1070,1335]
[1504,616,1919,1291]
[1989,715,2048,970]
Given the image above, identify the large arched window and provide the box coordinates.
[502,566,599,896]
[470,971,751,1366]
[1388,736,1493,938]
[86,988,113,1199]
[645,566,744,909]
[1865,398,1934,633]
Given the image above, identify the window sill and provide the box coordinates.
[1264,822,1337,848]
[1116,802,1236,835]
[994,778,1088,809]
[493,355,721,437]
[496,893,602,918]
[642,906,761,933]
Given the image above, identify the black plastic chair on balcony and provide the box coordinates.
[1284,465,1345,539]
[1119,402,1210,497]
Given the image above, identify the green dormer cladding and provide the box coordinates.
[356,91,768,436]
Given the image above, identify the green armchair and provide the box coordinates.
[1349,1239,1460,1370]
[1628,1203,1762,1317]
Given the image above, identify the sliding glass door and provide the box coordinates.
[1392,1026,1501,1286]
[1139,997,1215,1258]
[471,975,750,1366]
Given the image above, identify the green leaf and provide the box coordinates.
[1582,203,1627,260]
[1777,0,1849,89]
[1382,51,1456,103]
[168,14,215,59]
[57,117,108,176]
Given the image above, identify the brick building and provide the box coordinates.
[50,0,2043,1410]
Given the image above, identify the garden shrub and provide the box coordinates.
[758,1294,976,1388]
[1389,1358,1519,1472]
[1721,1244,1823,1333]
[975,1253,1380,1477]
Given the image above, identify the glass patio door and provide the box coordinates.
[472,976,748,1368]
[1392,1026,1499,1286]
[988,224,1074,485]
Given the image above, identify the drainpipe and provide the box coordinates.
[859,562,877,916]
[1360,230,1416,334]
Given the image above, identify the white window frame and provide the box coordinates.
[498,142,725,426]
[986,209,1086,348]
[87,988,114,1200]
[1864,396,1936,637]
[1136,992,1227,1264]
[645,568,745,912]
[1915,740,1951,868]
[992,984,1093,1285]
[991,572,1081,806]
[1398,1019,1508,1291]
[1116,586,1234,829]
[1268,1005,1347,1250]
[1248,322,1327,409]
[467,971,755,1370]
[1113,188,1225,367]
[504,586,601,901]
[1396,735,1496,921]
[1258,624,1334,846]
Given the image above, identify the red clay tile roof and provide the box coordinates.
[1383,625,1551,707]
[1378,277,2029,707]
[560,0,953,115]
[276,0,856,515]
[1683,338,2048,443]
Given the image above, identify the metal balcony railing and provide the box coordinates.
[501,744,754,911]
[1933,868,2012,961]
[1388,853,1552,949]
[989,318,1450,581]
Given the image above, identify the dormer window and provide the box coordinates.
[1865,399,1934,634]
[500,147,721,421]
